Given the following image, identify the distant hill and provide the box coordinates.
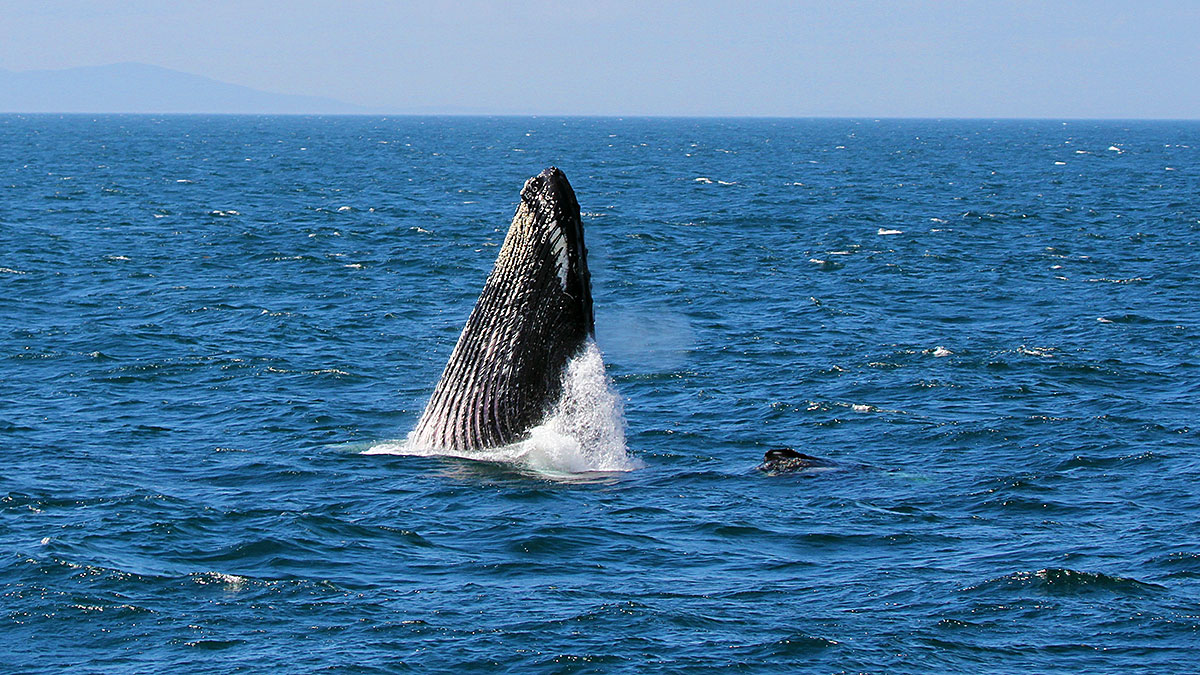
[0,62,370,114]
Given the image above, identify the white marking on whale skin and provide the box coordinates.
[549,220,569,290]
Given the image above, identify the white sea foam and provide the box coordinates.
[367,340,638,476]
[1018,345,1056,358]
[877,228,903,235]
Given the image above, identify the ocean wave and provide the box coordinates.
[961,568,1165,595]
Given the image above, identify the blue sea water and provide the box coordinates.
[1,115,1198,672]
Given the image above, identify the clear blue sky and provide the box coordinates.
[1,0,1197,118]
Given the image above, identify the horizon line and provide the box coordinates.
[2,111,1199,123]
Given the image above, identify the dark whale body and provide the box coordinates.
[757,448,837,474]
[411,168,593,452]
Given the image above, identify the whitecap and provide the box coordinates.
[930,346,953,357]
[694,177,713,184]
[877,228,903,235]
[1018,346,1056,358]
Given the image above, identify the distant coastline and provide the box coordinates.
[0,62,368,115]
[4,64,1199,120]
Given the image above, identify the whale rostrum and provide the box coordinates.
[411,167,594,451]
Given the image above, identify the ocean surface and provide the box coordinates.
[1,115,1198,673]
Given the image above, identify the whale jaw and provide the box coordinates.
[411,168,593,452]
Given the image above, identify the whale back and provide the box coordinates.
[411,168,593,451]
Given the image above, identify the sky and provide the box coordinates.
[1,0,1197,118]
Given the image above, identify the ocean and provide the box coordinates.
[1,115,1198,672]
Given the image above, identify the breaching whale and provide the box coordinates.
[410,167,594,452]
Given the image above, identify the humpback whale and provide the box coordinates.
[757,448,837,474]
[411,167,594,452]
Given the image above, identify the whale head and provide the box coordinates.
[758,448,835,473]
[514,166,593,334]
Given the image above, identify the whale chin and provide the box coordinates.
[411,168,594,452]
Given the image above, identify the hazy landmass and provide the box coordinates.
[0,62,368,114]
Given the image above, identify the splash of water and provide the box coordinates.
[367,340,639,475]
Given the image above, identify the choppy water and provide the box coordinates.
[2,115,1198,672]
